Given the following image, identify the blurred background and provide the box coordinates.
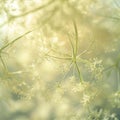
[0,0,120,119]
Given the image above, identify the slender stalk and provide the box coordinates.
[73,20,78,56]
[114,0,120,8]
[0,54,8,71]
[0,31,32,52]
[14,0,55,18]
[67,33,75,57]
[98,14,120,21]
[62,61,73,79]
[0,0,55,28]
[46,54,72,60]
[77,38,95,57]
[75,62,83,82]
[51,48,71,57]
[0,7,57,52]
[102,64,115,73]
[117,68,120,90]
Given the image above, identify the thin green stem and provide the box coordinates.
[46,54,72,60]
[114,0,120,9]
[0,7,57,52]
[102,64,115,73]
[77,57,90,64]
[62,61,73,79]
[0,0,55,28]
[77,38,95,57]
[98,14,120,21]
[0,54,8,71]
[75,62,83,82]
[67,33,75,57]
[73,20,78,56]
[0,31,32,52]
[51,48,71,57]
[14,0,55,18]
[117,68,120,90]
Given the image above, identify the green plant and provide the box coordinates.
[0,0,120,120]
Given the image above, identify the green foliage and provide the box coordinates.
[0,0,120,120]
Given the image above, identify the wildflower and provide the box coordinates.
[81,94,91,106]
